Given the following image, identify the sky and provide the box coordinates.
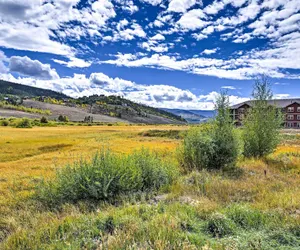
[0,0,299,110]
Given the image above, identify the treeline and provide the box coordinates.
[0,80,68,99]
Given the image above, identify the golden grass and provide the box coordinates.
[1,125,300,249]
[0,125,186,205]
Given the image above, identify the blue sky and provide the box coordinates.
[0,0,299,109]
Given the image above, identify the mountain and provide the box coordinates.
[188,110,216,118]
[162,108,215,124]
[0,80,68,99]
[0,80,186,124]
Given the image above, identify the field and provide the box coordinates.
[0,125,300,249]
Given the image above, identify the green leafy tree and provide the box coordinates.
[179,91,239,171]
[243,75,283,157]
[212,90,240,169]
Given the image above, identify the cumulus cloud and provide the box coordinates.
[101,53,280,80]
[0,50,8,73]
[53,57,91,68]
[9,56,59,80]
[177,9,209,30]
[150,34,165,41]
[168,0,202,13]
[201,48,219,55]
[0,71,249,110]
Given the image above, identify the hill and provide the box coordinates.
[162,108,215,123]
[75,95,186,124]
[0,80,186,124]
[0,80,68,99]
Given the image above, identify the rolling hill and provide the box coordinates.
[0,80,186,124]
[0,80,68,99]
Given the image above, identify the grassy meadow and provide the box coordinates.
[0,125,300,249]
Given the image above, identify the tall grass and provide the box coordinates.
[35,148,179,206]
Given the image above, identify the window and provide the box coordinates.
[298,115,300,120]
[238,108,245,113]
[297,123,300,128]
[298,107,300,112]
[287,115,294,120]
[288,107,294,112]
[286,122,293,128]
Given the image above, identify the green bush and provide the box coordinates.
[179,92,240,171]
[40,116,48,123]
[0,120,9,126]
[206,213,236,238]
[58,115,69,122]
[15,118,32,128]
[178,127,215,171]
[35,148,178,206]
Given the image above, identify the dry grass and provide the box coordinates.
[0,125,299,249]
[0,125,186,206]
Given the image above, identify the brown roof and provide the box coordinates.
[230,98,300,109]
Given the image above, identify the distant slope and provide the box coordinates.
[162,108,215,123]
[188,110,215,118]
[0,80,186,124]
[21,100,126,123]
[0,80,68,99]
[76,95,187,124]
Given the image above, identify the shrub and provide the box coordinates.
[15,118,32,128]
[35,148,178,206]
[226,205,267,229]
[179,91,240,171]
[0,120,9,126]
[243,76,283,157]
[58,115,69,122]
[40,116,48,123]
[206,213,236,238]
[179,127,215,171]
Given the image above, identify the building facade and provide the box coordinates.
[230,99,300,128]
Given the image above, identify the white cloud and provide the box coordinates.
[168,0,202,13]
[177,9,209,31]
[53,57,92,68]
[113,23,146,41]
[221,86,236,90]
[192,33,208,40]
[0,0,116,59]
[0,50,8,73]
[150,34,165,41]
[9,56,59,80]
[140,0,163,6]
[201,48,219,55]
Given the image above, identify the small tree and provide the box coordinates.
[212,90,240,169]
[243,75,283,157]
[40,116,48,123]
[179,91,239,171]
[58,115,69,122]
